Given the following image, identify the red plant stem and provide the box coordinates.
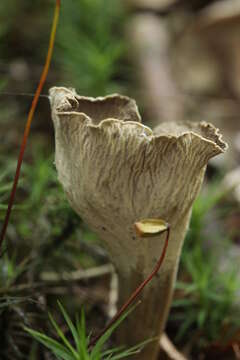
[89,226,170,348]
[0,1,60,251]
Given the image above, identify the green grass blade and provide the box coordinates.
[106,338,153,359]
[24,327,73,360]
[57,301,81,353]
[91,302,140,358]
[48,312,79,359]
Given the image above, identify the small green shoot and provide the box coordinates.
[25,301,151,360]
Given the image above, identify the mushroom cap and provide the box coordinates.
[49,87,227,273]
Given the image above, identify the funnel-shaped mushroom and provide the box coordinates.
[49,87,227,360]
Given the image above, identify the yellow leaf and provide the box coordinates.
[134,218,169,238]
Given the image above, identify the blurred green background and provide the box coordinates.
[1,1,240,359]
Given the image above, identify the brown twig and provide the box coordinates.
[0,0,60,251]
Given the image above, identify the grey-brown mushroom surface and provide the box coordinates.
[49,86,227,360]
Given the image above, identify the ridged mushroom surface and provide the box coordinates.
[49,86,227,360]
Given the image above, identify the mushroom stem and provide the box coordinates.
[116,215,190,360]
[118,268,176,359]
[89,221,170,349]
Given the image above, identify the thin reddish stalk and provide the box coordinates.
[89,226,170,348]
[0,1,60,251]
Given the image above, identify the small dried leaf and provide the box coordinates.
[134,218,169,237]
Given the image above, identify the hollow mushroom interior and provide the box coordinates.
[69,95,141,124]
[154,121,227,151]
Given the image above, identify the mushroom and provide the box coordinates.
[49,87,227,360]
